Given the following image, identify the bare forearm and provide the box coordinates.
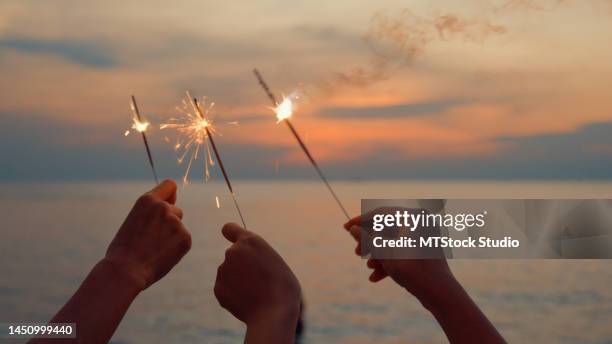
[416,276,506,344]
[29,259,141,344]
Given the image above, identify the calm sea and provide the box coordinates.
[0,181,611,343]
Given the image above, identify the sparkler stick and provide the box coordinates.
[191,97,247,229]
[253,69,350,220]
[130,95,159,184]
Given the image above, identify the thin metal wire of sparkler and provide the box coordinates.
[190,97,247,229]
[130,95,159,185]
[252,69,350,220]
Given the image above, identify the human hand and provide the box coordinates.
[214,223,301,330]
[344,209,508,344]
[343,208,455,305]
[104,179,191,292]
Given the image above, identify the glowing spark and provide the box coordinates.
[162,91,247,228]
[126,95,159,184]
[132,118,150,133]
[253,68,350,220]
[215,196,220,208]
[192,97,247,229]
[160,91,217,184]
[125,100,151,135]
[272,92,301,123]
[124,112,150,136]
[274,97,293,121]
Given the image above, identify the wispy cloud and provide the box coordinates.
[0,37,116,68]
[498,121,612,158]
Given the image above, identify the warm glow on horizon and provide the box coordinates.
[1,0,612,178]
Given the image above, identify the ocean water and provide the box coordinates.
[0,181,611,344]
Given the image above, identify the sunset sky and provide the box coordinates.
[1,0,612,180]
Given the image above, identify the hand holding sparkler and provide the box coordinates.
[253,69,350,220]
[343,211,507,344]
[215,223,301,343]
[34,180,191,344]
[108,180,190,289]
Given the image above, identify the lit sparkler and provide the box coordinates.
[253,69,350,220]
[126,95,159,184]
[192,96,247,229]
[161,92,247,228]
[160,92,216,185]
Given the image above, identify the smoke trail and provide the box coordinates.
[321,0,610,92]
[326,10,507,90]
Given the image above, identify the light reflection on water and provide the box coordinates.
[0,181,611,343]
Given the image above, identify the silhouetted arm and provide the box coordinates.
[344,210,506,344]
[28,259,141,344]
[29,180,191,344]
[417,274,507,344]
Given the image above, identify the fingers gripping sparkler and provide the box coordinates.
[126,95,159,184]
[252,69,350,220]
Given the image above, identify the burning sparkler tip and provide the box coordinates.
[162,92,217,184]
[253,71,349,220]
[126,95,158,185]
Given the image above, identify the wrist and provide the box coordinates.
[245,304,300,344]
[247,300,300,331]
[408,272,462,313]
[97,258,147,294]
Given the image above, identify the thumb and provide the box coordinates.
[148,179,178,203]
[222,222,251,243]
